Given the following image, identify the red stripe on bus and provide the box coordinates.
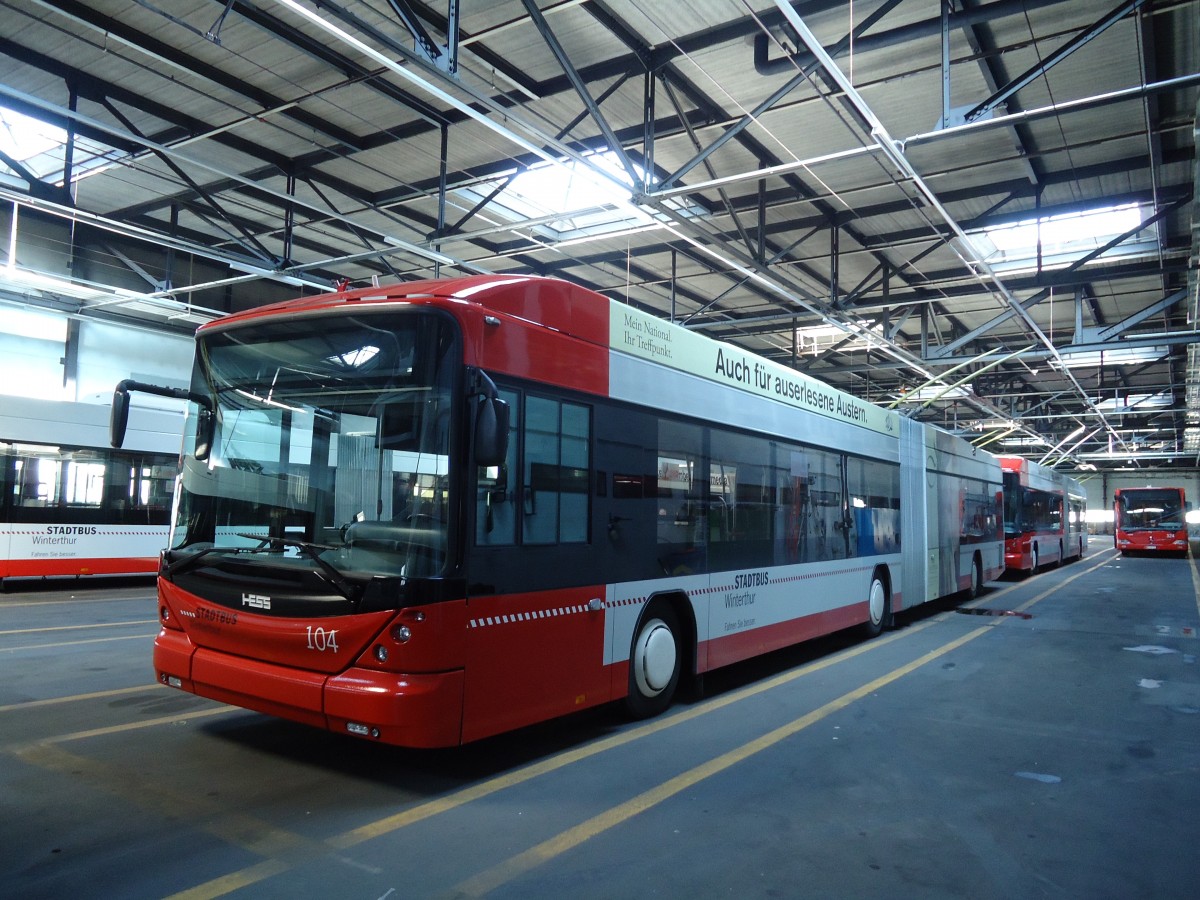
[0,557,158,578]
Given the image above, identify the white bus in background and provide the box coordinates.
[1,396,180,587]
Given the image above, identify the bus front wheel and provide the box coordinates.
[626,607,681,719]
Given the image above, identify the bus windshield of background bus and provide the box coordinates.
[1118,490,1184,530]
[170,311,458,582]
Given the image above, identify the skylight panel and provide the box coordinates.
[0,105,128,185]
[328,346,380,368]
[0,107,66,162]
[456,150,700,242]
[963,202,1158,273]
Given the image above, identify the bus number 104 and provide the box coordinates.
[305,626,339,653]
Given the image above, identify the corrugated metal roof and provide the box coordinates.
[0,0,1196,467]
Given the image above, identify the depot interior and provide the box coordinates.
[1,0,1199,525]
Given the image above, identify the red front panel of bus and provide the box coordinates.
[153,579,474,748]
[460,584,612,744]
[1116,529,1188,554]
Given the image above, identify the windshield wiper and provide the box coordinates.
[236,533,360,602]
[166,545,257,579]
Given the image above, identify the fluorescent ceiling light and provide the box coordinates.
[793,320,881,352]
[1001,436,1049,446]
[1053,345,1167,369]
[894,384,973,402]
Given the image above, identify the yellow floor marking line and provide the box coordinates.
[0,619,157,636]
[168,619,947,899]
[16,741,321,896]
[1011,550,1117,613]
[0,633,151,652]
[167,861,293,900]
[0,591,156,609]
[0,683,157,714]
[447,625,988,898]
[32,703,241,745]
[329,617,939,850]
[42,556,1107,899]
[449,554,1116,897]
[1190,548,1200,622]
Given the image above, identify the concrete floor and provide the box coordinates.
[2,546,1198,899]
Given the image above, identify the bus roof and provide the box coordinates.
[201,274,608,343]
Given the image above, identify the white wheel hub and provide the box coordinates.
[634,619,676,696]
[868,579,885,626]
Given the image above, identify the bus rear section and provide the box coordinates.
[1114,487,1189,556]
[999,456,1087,574]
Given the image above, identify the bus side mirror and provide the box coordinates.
[111,385,132,448]
[111,378,213,459]
[475,396,509,468]
[194,406,215,461]
[111,386,132,448]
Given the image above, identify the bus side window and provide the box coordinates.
[522,396,591,546]
[657,419,706,575]
[847,456,901,555]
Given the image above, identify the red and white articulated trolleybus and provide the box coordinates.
[1113,486,1189,556]
[998,455,1087,574]
[112,275,1004,748]
[1,396,179,588]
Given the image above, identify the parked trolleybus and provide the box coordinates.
[112,275,1004,748]
[998,455,1087,574]
[1114,486,1189,556]
[1,397,180,587]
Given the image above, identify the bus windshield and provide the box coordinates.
[169,310,459,585]
[1117,489,1184,530]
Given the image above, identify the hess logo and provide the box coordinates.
[241,593,271,610]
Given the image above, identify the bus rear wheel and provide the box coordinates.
[967,554,983,600]
[862,573,889,639]
[626,607,681,719]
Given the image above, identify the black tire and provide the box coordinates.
[966,554,983,600]
[626,606,682,719]
[1028,546,1039,576]
[862,572,889,638]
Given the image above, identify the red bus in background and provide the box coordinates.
[1114,487,1189,556]
[999,456,1087,574]
[112,274,1004,748]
